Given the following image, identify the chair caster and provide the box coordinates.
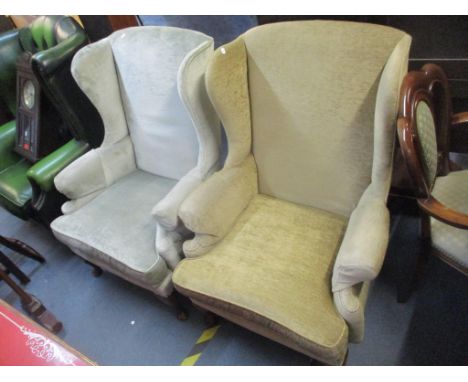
[204,311,219,327]
[176,308,189,321]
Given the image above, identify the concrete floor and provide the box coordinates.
[1,203,467,365]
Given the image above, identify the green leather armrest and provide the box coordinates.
[26,139,89,192]
[0,120,20,171]
[32,32,87,76]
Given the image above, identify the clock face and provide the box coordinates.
[22,80,35,110]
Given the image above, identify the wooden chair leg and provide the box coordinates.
[0,250,30,284]
[203,311,220,326]
[0,236,45,263]
[161,293,189,321]
[397,211,431,303]
[0,268,62,333]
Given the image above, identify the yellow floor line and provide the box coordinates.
[196,324,221,344]
[180,324,222,366]
[180,353,202,366]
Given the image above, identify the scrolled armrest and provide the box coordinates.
[54,136,136,200]
[179,155,258,257]
[0,120,19,171]
[452,112,468,126]
[418,196,468,230]
[26,139,89,192]
[32,32,87,76]
[331,189,389,342]
[332,189,390,292]
[333,282,370,343]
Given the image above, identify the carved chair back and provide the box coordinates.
[397,63,452,199]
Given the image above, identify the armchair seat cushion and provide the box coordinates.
[173,194,349,365]
[0,159,32,217]
[51,170,176,295]
[431,170,468,271]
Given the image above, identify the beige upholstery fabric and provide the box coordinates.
[175,20,411,360]
[431,170,468,272]
[205,38,251,169]
[333,282,370,343]
[331,32,410,339]
[52,171,175,296]
[245,21,408,217]
[174,194,349,365]
[180,155,258,257]
[416,101,438,187]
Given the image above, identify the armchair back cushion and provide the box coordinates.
[212,21,409,216]
[110,27,212,180]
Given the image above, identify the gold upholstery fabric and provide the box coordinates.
[175,20,411,362]
[174,194,349,365]
[244,21,407,216]
[205,38,251,169]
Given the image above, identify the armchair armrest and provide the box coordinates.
[333,282,370,343]
[54,136,136,201]
[26,139,89,192]
[152,162,220,270]
[331,188,390,342]
[152,162,220,230]
[32,32,87,76]
[0,120,19,171]
[452,112,468,126]
[332,189,390,292]
[450,112,468,154]
[179,155,258,257]
[418,196,468,230]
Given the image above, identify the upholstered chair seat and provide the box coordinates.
[175,194,350,362]
[431,170,468,271]
[51,27,219,299]
[173,21,411,364]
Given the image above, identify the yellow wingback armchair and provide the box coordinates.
[172,21,411,365]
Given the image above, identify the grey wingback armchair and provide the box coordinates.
[50,27,220,313]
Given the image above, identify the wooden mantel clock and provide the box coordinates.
[14,52,70,163]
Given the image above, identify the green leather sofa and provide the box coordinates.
[0,16,103,223]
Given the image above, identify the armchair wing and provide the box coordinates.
[331,33,410,342]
